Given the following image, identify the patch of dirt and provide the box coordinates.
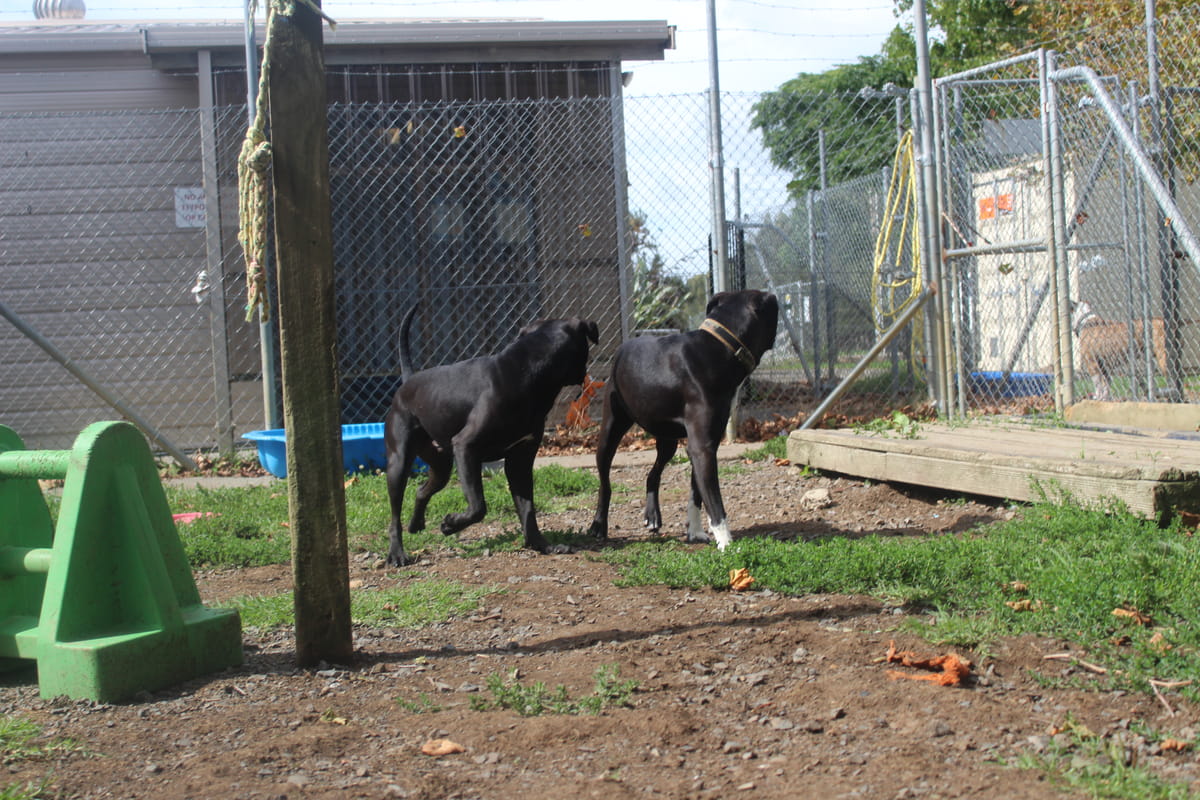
[4,460,1198,800]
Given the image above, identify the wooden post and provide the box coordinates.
[266,0,353,666]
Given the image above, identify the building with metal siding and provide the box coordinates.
[0,18,672,453]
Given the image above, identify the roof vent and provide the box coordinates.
[33,0,86,19]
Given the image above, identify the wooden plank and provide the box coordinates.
[787,422,1200,518]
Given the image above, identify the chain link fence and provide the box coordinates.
[940,6,1200,410]
[3,9,1200,457]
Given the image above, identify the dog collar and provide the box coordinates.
[700,318,758,373]
[1072,308,1100,336]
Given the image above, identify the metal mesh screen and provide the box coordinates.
[326,97,625,427]
[3,9,1200,458]
[0,107,258,452]
[940,6,1200,408]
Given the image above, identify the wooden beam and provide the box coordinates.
[266,0,353,667]
[787,422,1200,520]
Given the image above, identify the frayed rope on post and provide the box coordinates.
[236,0,337,323]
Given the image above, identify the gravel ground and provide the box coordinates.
[3,455,1197,800]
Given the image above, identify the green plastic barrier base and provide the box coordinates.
[0,422,243,703]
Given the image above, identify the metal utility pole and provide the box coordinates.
[706,0,728,296]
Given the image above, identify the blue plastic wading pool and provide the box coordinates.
[967,371,1052,398]
[243,423,425,478]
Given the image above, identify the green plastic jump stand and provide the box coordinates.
[0,421,242,703]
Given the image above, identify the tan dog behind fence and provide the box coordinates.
[1071,300,1167,401]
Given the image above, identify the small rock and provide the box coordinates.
[1025,735,1050,754]
[800,488,833,510]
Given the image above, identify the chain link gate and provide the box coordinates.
[933,7,1200,413]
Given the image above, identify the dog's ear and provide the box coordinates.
[706,292,732,316]
[584,320,599,345]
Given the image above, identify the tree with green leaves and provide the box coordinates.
[751,53,911,195]
[628,210,703,332]
[752,0,1038,194]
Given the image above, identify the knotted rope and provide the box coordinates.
[236,0,336,322]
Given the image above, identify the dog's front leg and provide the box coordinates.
[504,443,556,554]
[685,438,731,549]
[442,435,488,535]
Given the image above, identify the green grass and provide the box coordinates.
[167,463,600,567]
[224,578,498,629]
[1010,716,1197,799]
[468,664,638,716]
[0,717,79,800]
[741,434,788,461]
[599,495,1200,703]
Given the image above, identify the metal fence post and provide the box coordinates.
[913,0,948,415]
[610,66,633,343]
[1043,49,1073,410]
[706,0,728,298]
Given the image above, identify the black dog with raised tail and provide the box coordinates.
[384,303,599,566]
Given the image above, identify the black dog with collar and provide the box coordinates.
[588,289,779,548]
[384,303,600,566]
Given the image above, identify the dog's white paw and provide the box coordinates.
[709,518,732,550]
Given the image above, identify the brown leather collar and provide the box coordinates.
[700,318,758,372]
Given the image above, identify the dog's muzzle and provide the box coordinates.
[700,318,758,373]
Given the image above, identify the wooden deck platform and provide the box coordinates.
[786,421,1200,519]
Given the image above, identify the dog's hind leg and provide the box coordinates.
[442,432,489,535]
[588,389,633,540]
[643,437,678,531]
[408,449,451,533]
[385,449,416,567]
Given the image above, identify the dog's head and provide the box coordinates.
[1071,299,1097,335]
[516,317,600,387]
[705,289,779,364]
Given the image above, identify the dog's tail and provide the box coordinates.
[398,301,420,380]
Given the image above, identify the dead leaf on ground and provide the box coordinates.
[421,739,466,756]
[729,568,755,591]
[883,640,973,687]
[1112,607,1153,626]
[1051,719,1097,739]
[1005,599,1043,612]
[1159,738,1192,753]
[1149,631,1173,652]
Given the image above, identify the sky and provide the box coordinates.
[2,0,904,95]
